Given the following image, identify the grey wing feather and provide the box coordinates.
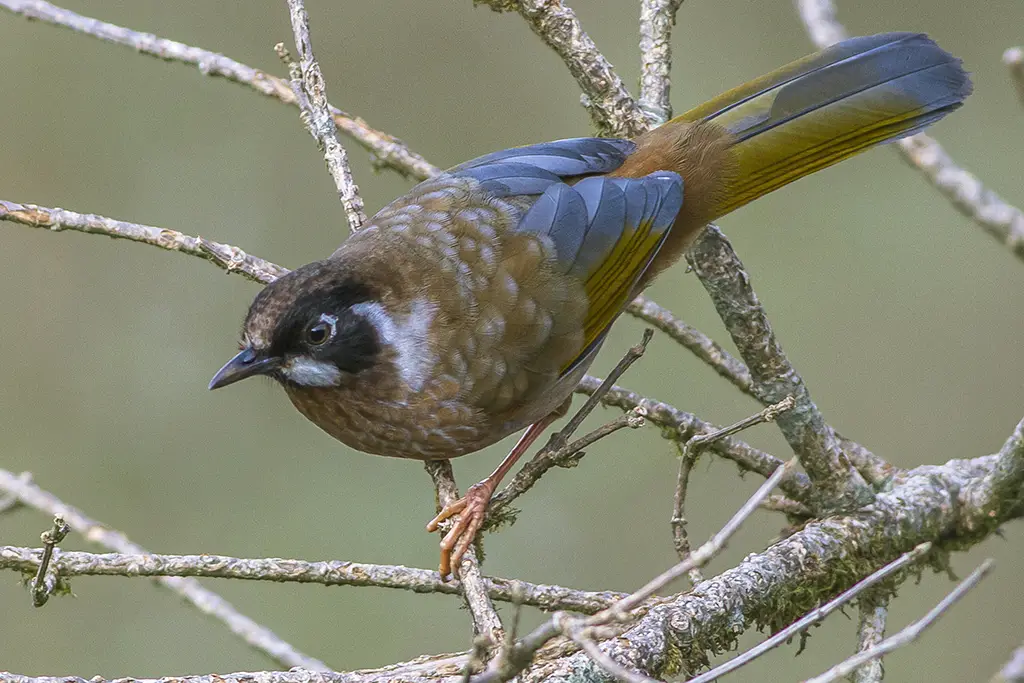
[516,172,683,278]
[449,138,635,178]
[452,162,563,198]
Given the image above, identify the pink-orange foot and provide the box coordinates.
[426,480,496,578]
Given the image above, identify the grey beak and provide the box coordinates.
[208,346,282,390]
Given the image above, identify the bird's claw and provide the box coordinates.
[426,481,494,579]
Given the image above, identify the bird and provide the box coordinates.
[209,33,971,578]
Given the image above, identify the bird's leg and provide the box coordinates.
[426,413,559,578]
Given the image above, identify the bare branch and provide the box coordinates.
[627,295,753,395]
[992,642,1024,683]
[425,461,505,647]
[805,560,994,683]
[0,546,623,614]
[795,0,847,48]
[1007,47,1024,108]
[575,375,815,502]
[477,0,649,137]
[671,397,795,583]
[637,0,684,124]
[687,226,871,507]
[0,200,287,285]
[0,471,30,515]
[0,0,438,181]
[283,1,366,231]
[0,469,329,672]
[796,0,1024,263]
[684,543,932,683]
[851,593,889,683]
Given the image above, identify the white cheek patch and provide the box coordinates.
[351,299,436,392]
[280,356,343,387]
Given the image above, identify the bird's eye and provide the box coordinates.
[305,316,336,346]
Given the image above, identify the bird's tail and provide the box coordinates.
[682,32,972,218]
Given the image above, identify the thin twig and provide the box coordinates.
[29,514,70,607]
[0,200,286,285]
[477,0,649,137]
[0,0,438,181]
[0,469,329,672]
[627,295,753,395]
[671,396,795,584]
[637,0,684,124]
[804,560,994,683]
[851,592,889,683]
[489,331,653,517]
[0,471,30,515]
[283,0,367,231]
[796,0,1024,263]
[425,461,505,647]
[0,546,623,614]
[687,226,871,508]
[1007,48,1024,109]
[575,376,815,503]
[683,543,934,683]
[670,449,700,580]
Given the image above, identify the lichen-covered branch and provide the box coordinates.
[477,0,649,137]
[796,0,1024,263]
[687,226,871,508]
[0,469,329,672]
[514,452,1018,683]
[637,0,684,124]
[0,546,623,615]
[851,593,889,683]
[283,1,366,231]
[0,0,438,181]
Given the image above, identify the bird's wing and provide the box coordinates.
[451,141,683,374]
[517,173,682,373]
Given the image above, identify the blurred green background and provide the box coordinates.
[1,0,1023,680]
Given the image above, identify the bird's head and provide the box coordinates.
[209,260,383,391]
